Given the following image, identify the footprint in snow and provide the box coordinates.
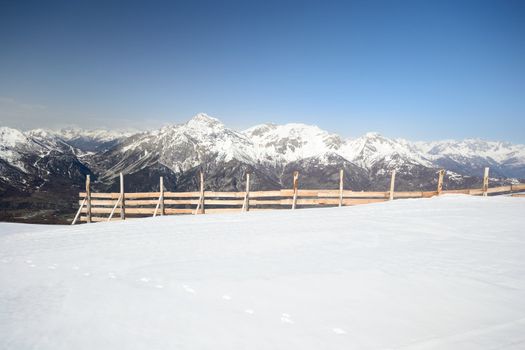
[183,284,195,294]
[332,328,347,335]
[281,313,294,324]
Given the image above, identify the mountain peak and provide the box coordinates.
[185,113,223,129]
[0,126,29,147]
[364,131,382,138]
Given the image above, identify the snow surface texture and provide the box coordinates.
[1,195,524,349]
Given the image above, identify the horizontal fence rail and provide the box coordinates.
[72,167,525,224]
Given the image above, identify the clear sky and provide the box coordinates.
[1,0,524,142]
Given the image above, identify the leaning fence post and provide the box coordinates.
[86,175,92,223]
[437,169,445,195]
[120,172,125,220]
[199,171,205,214]
[292,171,299,210]
[339,169,344,207]
[242,172,250,212]
[160,176,165,216]
[389,170,396,200]
[482,167,489,197]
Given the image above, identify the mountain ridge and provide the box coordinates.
[1,113,524,223]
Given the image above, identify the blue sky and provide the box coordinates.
[0,0,524,142]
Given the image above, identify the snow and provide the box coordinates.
[1,195,524,349]
[4,114,525,179]
[245,122,343,164]
[415,139,525,165]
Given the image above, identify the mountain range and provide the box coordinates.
[1,113,524,223]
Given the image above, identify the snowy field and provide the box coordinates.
[1,195,524,350]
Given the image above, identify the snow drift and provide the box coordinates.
[1,195,524,349]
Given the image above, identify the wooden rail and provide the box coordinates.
[72,168,525,224]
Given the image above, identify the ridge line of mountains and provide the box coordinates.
[1,113,524,223]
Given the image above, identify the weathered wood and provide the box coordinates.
[339,169,344,207]
[82,207,193,215]
[422,191,438,198]
[80,199,117,206]
[164,191,201,198]
[511,193,525,198]
[83,207,156,214]
[389,170,396,200]
[486,185,512,194]
[203,208,244,214]
[71,198,86,225]
[159,176,164,216]
[242,173,250,212]
[292,171,299,210]
[86,175,92,223]
[249,190,286,198]
[437,169,445,195]
[203,199,244,206]
[295,189,320,197]
[343,198,388,205]
[441,189,470,195]
[204,191,245,198]
[511,184,525,191]
[81,199,201,206]
[164,199,200,205]
[164,208,194,215]
[389,191,423,198]
[80,192,120,199]
[195,171,205,214]
[249,199,289,206]
[325,190,389,198]
[151,177,164,217]
[153,196,161,217]
[482,167,489,197]
[469,188,484,195]
[120,172,125,220]
[107,194,122,221]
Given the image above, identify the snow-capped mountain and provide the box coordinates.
[1,113,524,223]
[414,139,525,178]
[245,123,344,165]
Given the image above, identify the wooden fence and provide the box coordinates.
[72,167,525,224]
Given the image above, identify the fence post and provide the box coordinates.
[292,171,299,210]
[482,167,489,197]
[339,169,344,207]
[120,172,125,220]
[389,170,396,200]
[86,175,92,223]
[199,171,205,214]
[242,172,250,212]
[160,176,165,216]
[437,169,445,195]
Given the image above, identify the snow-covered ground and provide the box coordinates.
[1,195,524,349]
